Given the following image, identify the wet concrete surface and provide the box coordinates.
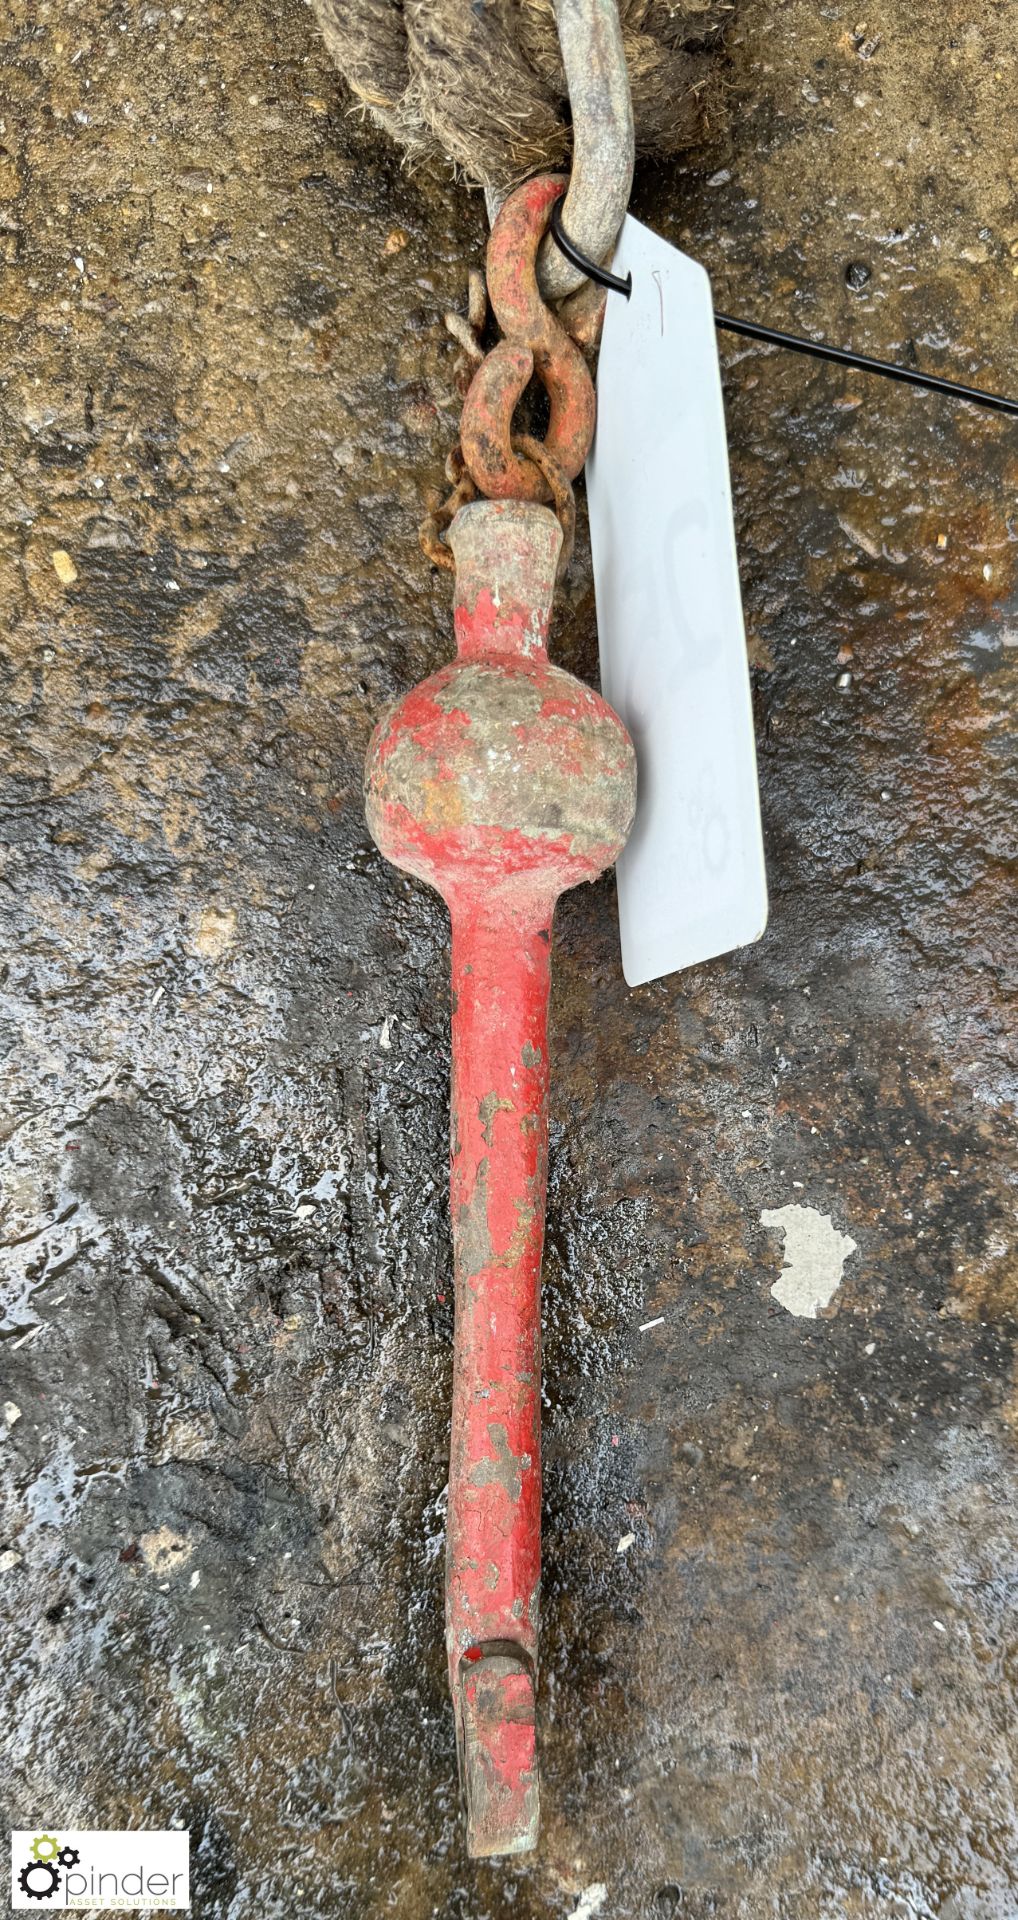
[1,1,1016,1915]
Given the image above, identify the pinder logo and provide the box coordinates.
[11,1831,189,1910]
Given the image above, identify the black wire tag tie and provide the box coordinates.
[548,202,1018,420]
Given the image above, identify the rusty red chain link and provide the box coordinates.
[461,174,596,504]
[420,173,596,573]
[420,444,476,573]
[421,431,575,579]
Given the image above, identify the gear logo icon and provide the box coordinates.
[16,1834,78,1903]
[18,1860,61,1901]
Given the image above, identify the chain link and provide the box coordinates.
[421,177,596,577]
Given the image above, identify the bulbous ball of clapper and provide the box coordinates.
[365,656,635,908]
[364,503,636,911]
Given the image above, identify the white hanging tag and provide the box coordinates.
[586,215,768,989]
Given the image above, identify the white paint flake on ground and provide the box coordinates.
[761,1203,857,1319]
[571,1887,608,1920]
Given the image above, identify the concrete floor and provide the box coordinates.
[1,1,1016,1915]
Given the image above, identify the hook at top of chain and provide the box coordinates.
[485,0,634,306]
